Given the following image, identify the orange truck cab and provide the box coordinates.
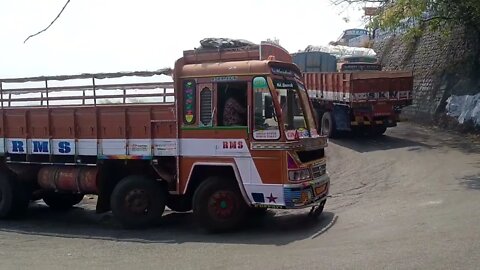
[0,40,329,232]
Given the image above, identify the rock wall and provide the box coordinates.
[373,27,480,125]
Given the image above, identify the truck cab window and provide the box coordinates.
[217,82,247,126]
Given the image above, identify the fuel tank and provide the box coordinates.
[38,166,99,194]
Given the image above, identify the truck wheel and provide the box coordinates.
[43,193,84,211]
[321,112,337,138]
[370,126,387,136]
[193,177,247,232]
[0,172,30,218]
[0,173,16,218]
[110,175,166,229]
[166,195,192,212]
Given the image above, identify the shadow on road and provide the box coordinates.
[393,124,480,154]
[0,203,337,246]
[460,174,480,190]
[330,123,480,154]
[330,134,430,153]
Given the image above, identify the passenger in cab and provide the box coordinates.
[222,89,247,126]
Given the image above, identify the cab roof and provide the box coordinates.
[178,60,300,79]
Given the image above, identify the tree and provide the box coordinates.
[333,0,480,70]
[332,0,480,38]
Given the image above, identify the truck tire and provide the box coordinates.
[110,175,166,229]
[43,193,84,211]
[166,195,192,212]
[193,176,247,232]
[370,126,387,136]
[321,112,337,138]
[0,172,30,218]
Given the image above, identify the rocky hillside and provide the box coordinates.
[373,27,480,130]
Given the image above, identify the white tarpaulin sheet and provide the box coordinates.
[446,93,480,126]
[302,45,376,59]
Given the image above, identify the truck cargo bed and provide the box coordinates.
[303,71,413,105]
[0,71,177,163]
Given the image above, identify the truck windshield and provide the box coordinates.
[275,79,317,139]
[252,76,281,140]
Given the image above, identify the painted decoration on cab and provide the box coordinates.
[183,80,196,124]
[253,129,280,140]
[285,129,312,140]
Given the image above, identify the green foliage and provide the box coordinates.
[358,0,480,39]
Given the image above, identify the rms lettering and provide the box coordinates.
[10,140,72,154]
[222,141,244,149]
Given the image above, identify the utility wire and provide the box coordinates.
[24,0,72,43]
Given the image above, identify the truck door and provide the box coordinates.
[177,80,250,194]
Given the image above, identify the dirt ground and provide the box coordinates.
[1,122,479,270]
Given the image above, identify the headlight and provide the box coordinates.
[288,168,311,181]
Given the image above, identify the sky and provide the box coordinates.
[0,0,366,78]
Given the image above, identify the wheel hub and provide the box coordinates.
[125,189,150,214]
[220,200,228,209]
[209,191,236,219]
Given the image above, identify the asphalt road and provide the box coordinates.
[1,122,479,270]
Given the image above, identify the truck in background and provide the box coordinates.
[0,40,329,232]
[292,51,413,137]
[336,55,382,72]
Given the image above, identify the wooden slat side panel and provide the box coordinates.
[99,108,126,139]
[151,106,176,139]
[127,108,151,139]
[4,110,27,138]
[28,110,49,138]
[75,108,98,139]
[1,105,177,140]
[51,109,75,139]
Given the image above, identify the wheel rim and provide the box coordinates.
[124,189,150,214]
[208,191,236,219]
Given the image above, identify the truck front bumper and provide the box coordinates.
[283,174,330,209]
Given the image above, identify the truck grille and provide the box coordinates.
[312,163,326,178]
[296,149,324,163]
